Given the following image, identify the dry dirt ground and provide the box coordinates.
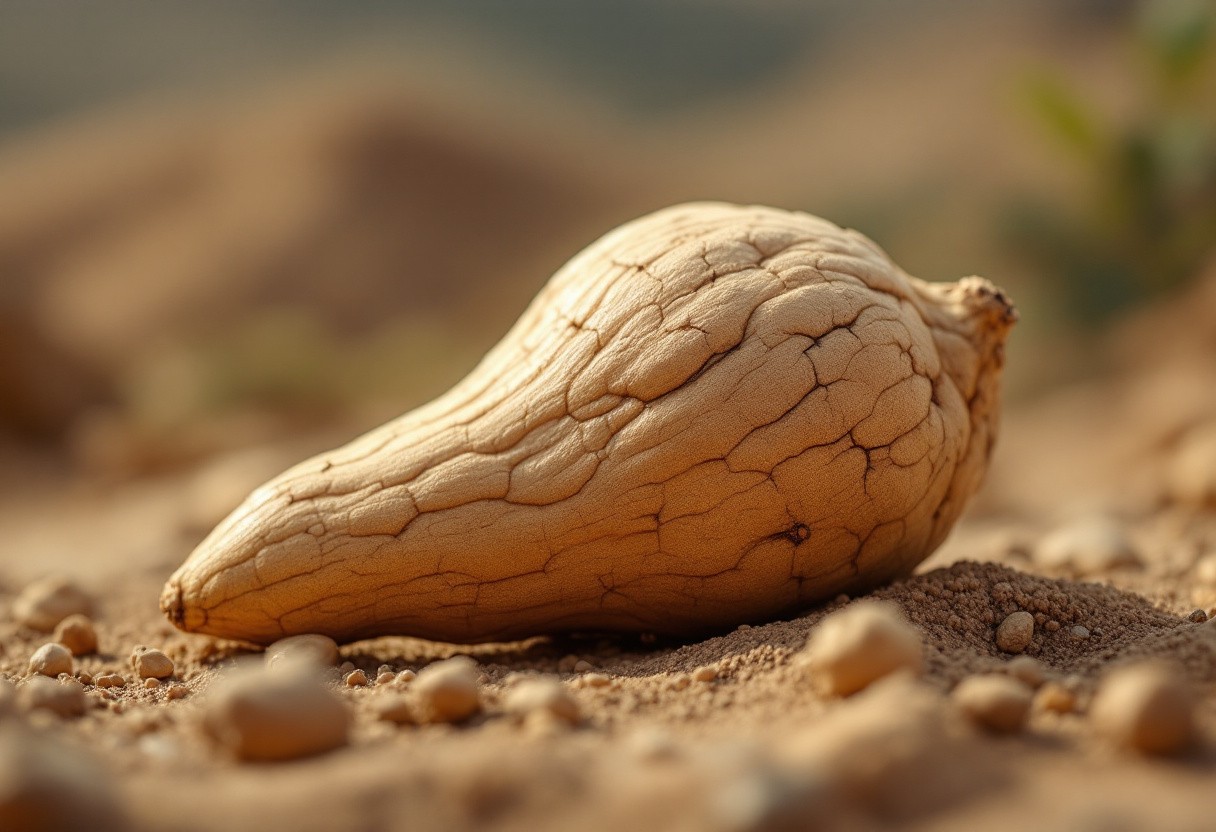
[2,268,1216,832]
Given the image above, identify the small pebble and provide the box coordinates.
[692,666,718,683]
[668,673,690,691]
[338,661,356,675]
[1167,422,1216,507]
[143,678,161,690]
[1186,609,1208,624]
[395,669,416,684]
[801,601,923,696]
[1070,625,1091,640]
[1034,518,1139,575]
[94,673,125,689]
[953,674,1032,734]
[995,611,1034,654]
[265,634,340,670]
[12,577,93,631]
[503,677,581,726]
[27,643,73,678]
[75,670,93,686]
[203,665,352,762]
[375,696,416,725]
[573,660,596,673]
[19,676,86,719]
[783,675,948,802]
[1196,556,1216,587]
[343,669,368,687]
[626,727,680,761]
[1062,674,1085,691]
[375,671,396,686]
[1004,656,1045,689]
[52,614,98,656]
[1035,682,1076,714]
[165,685,189,701]
[131,647,174,680]
[1090,662,1195,756]
[710,764,818,832]
[0,724,127,827]
[413,657,481,724]
[582,673,612,688]
[137,734,180,762]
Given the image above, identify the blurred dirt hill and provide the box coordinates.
[0,74,663,455]
[1,80,654,354]
[0,0,1193,486]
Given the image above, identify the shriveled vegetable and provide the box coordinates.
[162,203,1015,644]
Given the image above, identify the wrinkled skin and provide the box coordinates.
[163,203,1016,644]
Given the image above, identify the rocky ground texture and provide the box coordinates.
[3,349,1216,832]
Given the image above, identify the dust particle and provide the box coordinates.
[801,600,923,697]
[1090,662,1196,756]
[12,577,93,632]
[413,657,482,724]
[27,643,73,678]
[52,615,98,657]
[953,674,1032,734]
[203,665,352,762]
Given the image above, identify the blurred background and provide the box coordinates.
[1,0,1214,518]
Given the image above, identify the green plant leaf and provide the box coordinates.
[1023,72,1104,156]
[1140,0,1215,87]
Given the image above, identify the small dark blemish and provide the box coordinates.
[782,523,810,544]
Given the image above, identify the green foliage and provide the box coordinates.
[1010,0,1216,324]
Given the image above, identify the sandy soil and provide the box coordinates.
[2,265,1216,832]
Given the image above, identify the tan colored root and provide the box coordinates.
[163,203,1015,644]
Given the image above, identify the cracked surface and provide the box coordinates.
[161,202,1016,644]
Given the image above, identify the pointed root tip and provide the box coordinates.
[957,276,1018,331]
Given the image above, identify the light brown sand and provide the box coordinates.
[2,380,1216,832]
